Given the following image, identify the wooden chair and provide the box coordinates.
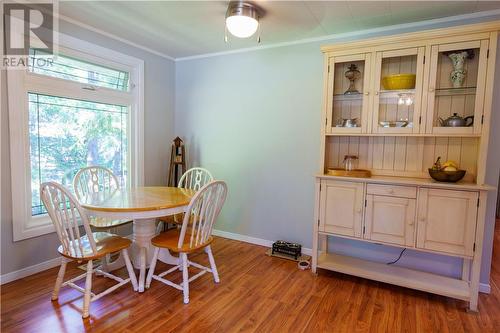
[146,180,227,304]
[40,182,138,318]
[157,167,214,231]
[73,166,132,230]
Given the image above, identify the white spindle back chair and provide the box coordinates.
[73,166,120,200]
[178,180,227,249]
[178,167,214,191]
[157,167,214,230]
[41,182,138,318]
[146,180,228,304]
[73,166,131,230]
[42,182,95,257]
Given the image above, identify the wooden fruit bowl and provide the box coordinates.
[428,169,466,182]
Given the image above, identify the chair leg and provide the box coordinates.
[205,245,220,283]
[146,247,160,289]
[82,260,93,319]
[51,258,68,301]
[122,249,138,291]
[100,254,111,272]
[181,253,189,304]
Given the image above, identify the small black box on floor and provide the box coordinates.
[271,240,302,260]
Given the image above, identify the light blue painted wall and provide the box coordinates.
[175,17,500,284]
[0,20,176,275]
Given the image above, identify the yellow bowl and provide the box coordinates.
[382,74,416,90]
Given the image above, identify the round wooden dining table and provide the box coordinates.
[79,186,195,292]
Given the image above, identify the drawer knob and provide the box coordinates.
[419,216,426,222]
[364,92,370,96]
[409,220,414,226]
[356,208,362,214]
[388,189,395,194]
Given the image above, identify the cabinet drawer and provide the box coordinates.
[367,184,417,198]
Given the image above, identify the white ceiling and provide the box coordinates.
[59,1,500,59]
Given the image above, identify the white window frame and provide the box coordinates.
[7,32,144,241]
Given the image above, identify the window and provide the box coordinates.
[29,93,128,216]
[29,49,130,91]
[8,33,144,241]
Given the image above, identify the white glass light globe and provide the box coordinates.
[226,15,259,38]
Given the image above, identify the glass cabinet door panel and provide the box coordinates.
[426,40,488,134]
[328,53,371,133]
[373,48,424,134]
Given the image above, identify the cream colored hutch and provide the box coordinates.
[312,21,499,311]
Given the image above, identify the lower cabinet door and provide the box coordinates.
[319,180,364,238]
[364,194,416,247]
[416,188,478,256]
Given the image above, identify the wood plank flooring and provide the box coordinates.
[1,225,500,333]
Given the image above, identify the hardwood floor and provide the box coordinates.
[1,229,500,333]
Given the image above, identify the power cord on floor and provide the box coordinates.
[386,248,406,265]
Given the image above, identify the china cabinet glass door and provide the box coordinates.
[372,47,425,134]
[327,53,371,134]
[425,40,488,135]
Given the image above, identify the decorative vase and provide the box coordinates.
[448,51,469,88]
[344,64,361,95]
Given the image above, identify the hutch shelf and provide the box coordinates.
[312,21,500,312]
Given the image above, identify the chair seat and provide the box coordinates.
[89,216,132,229]
[58,232,131,260]
[157,213,184,225]
[151,229,213,253]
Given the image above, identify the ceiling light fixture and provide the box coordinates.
[225,1,261,41]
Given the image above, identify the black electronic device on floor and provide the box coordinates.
[271,240,302,260]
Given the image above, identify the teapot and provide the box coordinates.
[438,113,474,127]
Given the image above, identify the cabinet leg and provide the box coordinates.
[468,258,481,312]
[312,232,318,274]
[467,191,487,313]
[461,258,471,281]
[320,234,328,254]
[468,295,478,312]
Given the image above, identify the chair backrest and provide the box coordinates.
[178,167,213,191]
[40,182,96,258]
[178,180,227,249]
[73,166,120,200]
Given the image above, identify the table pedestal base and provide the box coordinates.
[132,219,179,292]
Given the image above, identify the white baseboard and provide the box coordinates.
[479,283,491,294]
[0,257,61,285]
[212,229,312,255]
[212,229,272,247]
